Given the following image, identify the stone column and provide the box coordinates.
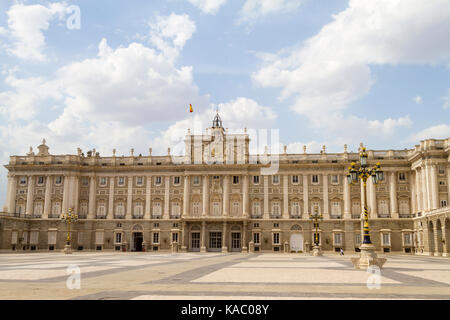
[442,224,448,257]
[43,175,52,219]
[222,222,227,252]
[62,175,69,214]
[72,176,79,214]
[243,174,249,217]
[433,224,440,256]
[6,174,17,214]
[127,176,133,219]
[202,175,209,216]
[183,175,190,217]
[410,171,417,214]
[390,172,398,218]
[88,176,96,219]
[145,176,151,219]
[181,221,187,251]
[283,175,289,219]
[425,164,432,211]
[415,169,423,213]
[164,176,170,219]
[303,174,309,218]
[242,221,248,251]
[322,174,329,219]
[108,177,114,219]
[448,165,450,205]
[421,166,428,212]
[368,177,377,219]
[25,176,35,216]
[222,175,229,217]
[201,221,206,252]
[431,165,439,210]
[343,174,351,219]
[264,175,269,219]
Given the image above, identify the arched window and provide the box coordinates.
[331,201,341,216]
[352,201,360,215]
[252,202,261,216]
[399,200,410,215]
[212,202,221,216]
[232,201,240,216]
[291,202,300,216]
[34,202,43,216]
[52,201,61,215]
[134,202,143,216]
[97,202,106,216]
[116,202,124,215]
[272,202,280,216]
[171,202,180,216]
[153,202,162,216]
[378,200,389,216]
[192,202,200,216]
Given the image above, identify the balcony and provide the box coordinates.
[290,215,301,219]
[330,215,342,219]
[250,214,262,219]
[170,215,180,219]
[378,214,391,218]
[96,215,107,219]
[351,214,360,219]
[78,214,87,219]
[399,214,412,219]
[152,214,162,219]
[114,214,125,219]
[48,214,60,219]
[132,214,144,219]
[270,214,281,219]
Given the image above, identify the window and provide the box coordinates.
[334,233,342,245]
[253,176,260,184]
[171,203,180,216]
[232,202,240,216]
[272,175,279,184]
[174,176,181,185]
[440,181,446,185]
[172,232,179,243]
[352,201,361,215]
[153,203,162,216]
[399,200,409,215]
[438,166,445,174]
[253,233,260,244]
[253,223,259,228]
[399,172,406,181]
[153,223,159,228]
[212,202,221,216]
[441,200,448,208]
[331,202,341,216]
[153,232,160,244]
[52,202,61,215]
[403,233,412,246]
[252,202,261,216]
[37,176,44,185]
[99,177,107,186]
[97,203,106,216]
[55,176,62,185]
[382,233,390,245]
[34,203,43,216]
[378,200,389,216]
[115,233,122,244]
[233,176,239,184]
[291,202,300,216]
[209,232,222,249]
[136,177,143,186]
[273,223,279,228]
[272,202,280,216]
[273,233,280,245]
[312,175,319,184]
[155,176,162,185]
[193,176,200,185]
[82,178,89,186]
[331,175,339,184]
[311,202,320,214]
[19,177,27,185]
[192,202,200,216]
[118,177,125,186]
[116,202,124,216]
[80,203,88,215]
[134,202,143,216]
[213,176,220,180]
[292,175,299,184]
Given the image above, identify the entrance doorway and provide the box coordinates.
[191,232,200,252]
[208,231,222,252]
[231,232,241,252]
[132,232,143,252]
[290,233,304,252]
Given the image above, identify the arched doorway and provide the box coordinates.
[428,221,435,255]
[445,218,450,256]
[190,225,201,252]
[290,225,303,253]
[230,225,241,252]
[132,224,144,252]
[436,219,443,256]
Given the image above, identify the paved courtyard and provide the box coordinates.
[0,252,449,300]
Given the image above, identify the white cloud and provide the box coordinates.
[5,2,69,61]
[239,0,302,23]
[413,95,423,104]
[409,124,450,142]
[187,0,227,15]
[253,0,450,143]
[149,13,196,61]
[443,88,450,109]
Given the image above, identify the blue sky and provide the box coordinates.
[0,0,449,204]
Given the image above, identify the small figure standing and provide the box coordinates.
[340,248,344,256]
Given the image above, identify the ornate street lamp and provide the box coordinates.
[61,208,78,254]
[347,146,386,269]
[309,205,323,256]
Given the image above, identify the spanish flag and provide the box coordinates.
[189,104,193,113]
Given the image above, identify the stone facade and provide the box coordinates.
[0,114,449,254]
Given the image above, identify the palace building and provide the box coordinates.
[0,113,449,256]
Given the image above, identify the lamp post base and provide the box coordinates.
[63,244,72,254]
[351,244,386,269]
[312,245,322,256]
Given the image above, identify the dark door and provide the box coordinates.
[134,232,143,252]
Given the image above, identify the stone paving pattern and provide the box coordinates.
[0,252,449,300]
